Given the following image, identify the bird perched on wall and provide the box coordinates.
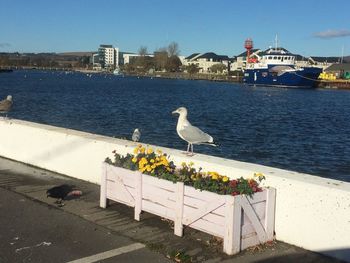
[46,184,82,207]
[0,95,13,118]
[132,128,141,142]
[172,107,217,155]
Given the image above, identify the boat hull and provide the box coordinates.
[243,66,322,88]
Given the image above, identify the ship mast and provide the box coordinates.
[275,34,278,50]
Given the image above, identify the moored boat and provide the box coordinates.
[243,39,322,88]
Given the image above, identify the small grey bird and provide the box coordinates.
[0,95,13,118]
[172,107,217,155]
[132,128,141,142]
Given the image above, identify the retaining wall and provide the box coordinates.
[0,118,349,261]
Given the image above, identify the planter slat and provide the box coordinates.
[240,196,267,243]
[186,217,225,238]
[184,186,224,202]
[246,191,267,204]
[241,219,266,236]
[142,191,175,209]
[100,163,276,255]
[183,206,225,226]
[241,234,260,250]
[143,175,176,191]
[142,183,176,201]
[106,166,135,187]
[183,199,226,226]
[142,199,175,220]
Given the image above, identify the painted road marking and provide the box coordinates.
[67,242,145,263]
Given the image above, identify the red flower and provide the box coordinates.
[229,180,237,188]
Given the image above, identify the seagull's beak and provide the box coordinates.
[172,110,179,115]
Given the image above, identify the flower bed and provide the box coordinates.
[100,146,276,255]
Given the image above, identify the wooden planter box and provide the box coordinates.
[100,163,276,255]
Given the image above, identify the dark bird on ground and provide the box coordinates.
[46,184,82,206]
[0,95,13,118]
[132,128,141,142]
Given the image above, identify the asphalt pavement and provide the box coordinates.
[0,157,345,263]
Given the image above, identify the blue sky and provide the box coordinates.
[0,0,349,57]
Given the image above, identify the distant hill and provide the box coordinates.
[58,52,94,56]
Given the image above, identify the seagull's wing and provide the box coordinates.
[0,100,11,111]
[178,124,213,144]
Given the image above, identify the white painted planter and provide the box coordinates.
[100,163,276,255]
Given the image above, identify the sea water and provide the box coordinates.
[1,70,349,182]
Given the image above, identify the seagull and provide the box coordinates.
[132,128,141,142]
[172,107,217,155]
[0,95,13,118]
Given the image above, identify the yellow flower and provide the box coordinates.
[140,157,148,164]
[138,144,142,148]
[147,148,153,155]
[254,172,265,181]
[133,147,139,154]
[222,176,229,182]
[191,174,197,181]
[146,165,152,172]
[189,161,194,166]
[211,174,219,180]
[140,147,145,154]
[151,164,156,169]
[181,162,186,167]
[132,157,137,163]
[150,159,155,163]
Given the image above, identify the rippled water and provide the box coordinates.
[1,70,350,182]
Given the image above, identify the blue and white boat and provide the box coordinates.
[243,46,322,88]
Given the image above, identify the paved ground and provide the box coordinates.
[0,157,345,263]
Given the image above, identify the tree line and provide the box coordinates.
[122,42,183,74]
[0,53,91,69]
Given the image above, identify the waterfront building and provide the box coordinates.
[122,53,154,64]
[99,44,119,70]
[92,53,101,70]
[92,44,119,70]
[230,49,261,71]
[183,52,230,73]
[324,63,350,79]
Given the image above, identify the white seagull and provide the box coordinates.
[132,128,141,142]
[172,107,217,155]
[0,95,13,118]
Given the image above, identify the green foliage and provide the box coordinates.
[186,64,200,75]
[209,63,227,73]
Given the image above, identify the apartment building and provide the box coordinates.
[93,44,119,70]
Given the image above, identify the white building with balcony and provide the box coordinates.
[92,44,119,70]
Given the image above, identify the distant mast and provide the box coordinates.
[274,34,278,50]
[244,38,253,64]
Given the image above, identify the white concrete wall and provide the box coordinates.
[0,118,349,261]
